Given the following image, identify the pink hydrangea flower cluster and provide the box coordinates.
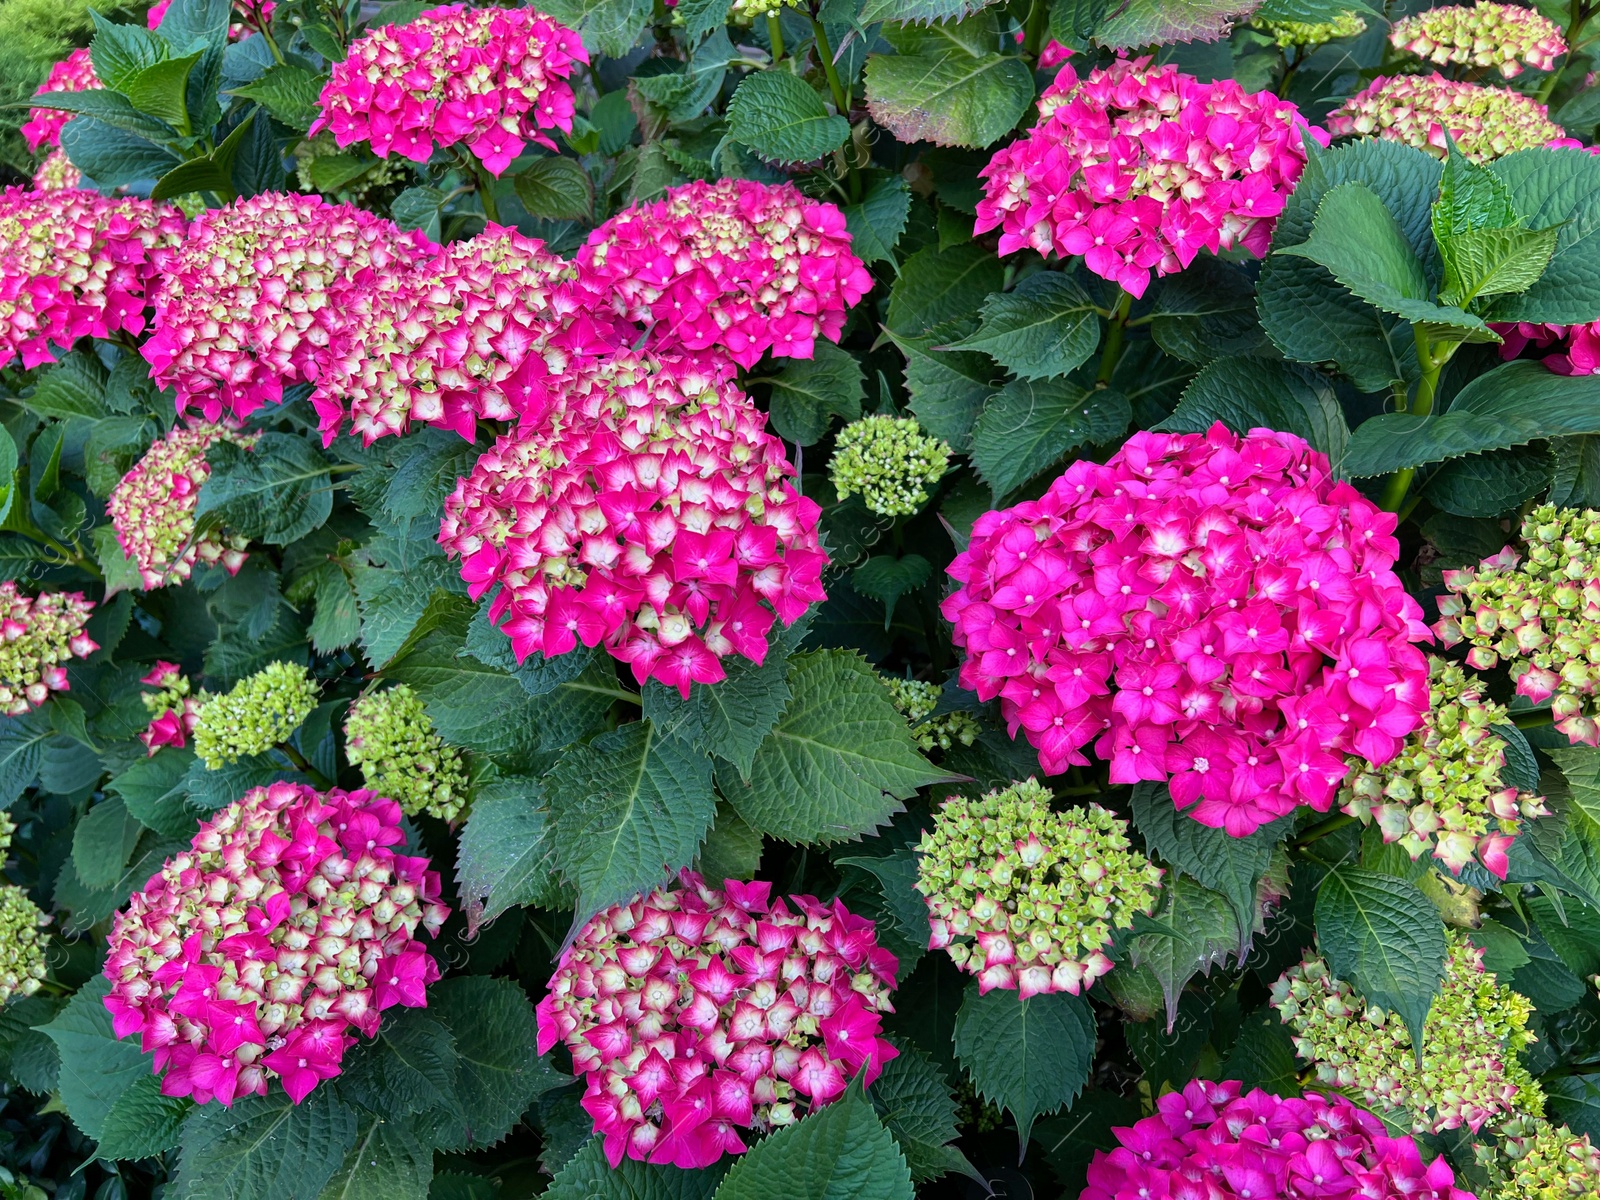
[439,351,827,697]
[141,192,431,423]
[1327,74,1565,161]
[942,424,1431,836]
[577,179,872,369]
[536,870,899,1170]
[108,423,257,589]
[20,48,99,153]
[0,582,97,716]
[1390,1,1566,78]
[0,187,185,372]
[310,4,585,177]
[30,149,82,193]
[138,661,202,754]
[103,781,450,1107]
[975,57,1322,298]
[1496,320,1600,375]
[313,223,620,445]
[1082,1080,1474,1200]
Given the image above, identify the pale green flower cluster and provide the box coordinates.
[915,779,1163,998]
[881,676,979,753]
[729,0,803,16]
[0,814,47,1006]
[1479,1116,1600,1200]
[1390,1,1566,78]
[1255,11,1366,48]
[830,415,952,518]
[345,684,470,823]
[192,661,320,769]
[1272,932,1541,1134]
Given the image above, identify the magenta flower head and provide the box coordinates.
[438,351,828,697]
[942,423,1431,836]
[0,582,97,716]
[310,4,586,177]
[103,781,451,1107]
[313,223,621,445]
[0,188,185,372]
[108,423,258,590]
[976,57,1323,298]
[536,870,899,1170]
[20,48,100,153]
[1495,320,1600,376]
[141,192,433,424]
[1081,1080,1476,1200]
[577,179,873,369]
[1327,74,1565,162]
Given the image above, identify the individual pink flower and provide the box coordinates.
[0,188,185,372]
[0,583,97,716]
[537,871,898,1170]
[137,661,202,754]
[1328,74,1565,161]
[310,4,585,177]
[108,423,258,589]
[20,48,99,154]
[942,424,1431,836]
[1495,320,1600,375]
[1081,1080,1475,1200]
[103,781,450,1106]
[141,193,431,423]
[577,179,872,369]
[976,57,1323,298]
[313,223,622,445]
[438,351,827,697]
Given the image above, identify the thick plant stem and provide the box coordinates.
[1378,327,1448,512]
[1022,0,1049,60]
[1096,288,1132,384]
[813,19,850,117]
[768,14,784,61]
[471,160,502,225]
[1291,812,1356,851]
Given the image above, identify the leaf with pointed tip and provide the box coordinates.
[170,1090,359,1200]
[1127,877,1248,1030]
[865,16,1035,150]
[643,648,793,780]
[867,1044,980,1184]
[970,379,1131,498]
[94,1072,189,1160]
[951,273,1100,381]
[546,1136,727,1198]
[952,984,1095,1144]
[763,341,865,446]
[1093,0,1259,49]
[429,976,561,1152]
[318,1115,432,1200]
[456,774,563,934]
[40,978,151,1142]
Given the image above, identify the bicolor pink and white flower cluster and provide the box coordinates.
[20,48,99,153]
[0,582,97,716]
[536,871,899,1170]
[976,58,1322,298]
[138,661,202,754]
[1081,1080,1475,1200]
[1496,320,1600,375]
[311,4,585,177]
[577,179,873,369]
[1328,74,1565,161]
[312,223,619,445]
[0,188,185,371]
[108,422,257,589]
[942,424,1431,836]
[141,192,432,423]
[1390,1,1566,78]
[439,351,827,697]
[103,781,450,1106]
[30,150,82,193]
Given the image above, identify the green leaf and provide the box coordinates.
[547,719,716,920]
[951,273,1100,382]
[1486,146,1600,323]
[428,975,557,1152]
[512,157,594,221]
[858,0,1005,20]
[764,341,865,445]
[150,107,261,201]
[90,12,169,91]
[1422,446,1552,517]
[886,245,1005,338]
[1553,745,1600,828]
[1034,1091,1142,1196]
[171,1090,359,1200]
[727,70,849,165]
[1094,0,1257,47]
[865,16,1035,150]
[852,555,931,627]
[338,1008,460,1119]
[536,0,651,58]
[2,712,78,805]
[1342,360,1600,476]
[643,648,793,780]
[124,51,203,133]
[695,802,765,883]
[108,749,199,839]
[1158,357,1349,470]
[455,774,562,934]
[1313,865,1447,1053]
[717,650,952,845]
[1220,1009,1302,1095]
[29,87,176,140]
[1148,256,1267,364]
[865,1045,977,1184]
[843,173,913,267]
[837,847,930,953]
[197,432,331,545]
[677,0,733,42]
[1547,1075,1600,1143]
[1438,226,1559,307]
[71,797,144,890]
[25,352,108,421]
[319,1115,433,1200]
[60,117,183,189]
[713,1076,912,1200]
[546,1137,726,1199]
[157,0,232,50]
[294,560,361,655]
[96,1073,190,1160]
[40,978,151,1142]
[1127,876,1247,1029]
[390,187,445,242]
[969,378,1131,498]
[1049,0,1114,46]
[229,63,326,128]
[952,984,1095,1143]
[888,327,999,455]
[0,429,19,528]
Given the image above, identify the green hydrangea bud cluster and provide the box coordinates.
[1272,931,1541,1134]
[830,415,952,518]
[1478,1117,1600,1200]
[915,779,1163,998]
[192,661,320,769]
[729,0,803,17]
[881,676,980,753]
[1339,656,1547,878]
[0,813,48,1006]
[1436,504,1600,747]
[345,684,470,822]
[1255,11,1367,48]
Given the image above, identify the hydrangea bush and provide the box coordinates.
[1,0,1600,1197]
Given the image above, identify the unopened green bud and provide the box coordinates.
[831,415,952,518]
[192,661,320,769]
[345,684,470,823]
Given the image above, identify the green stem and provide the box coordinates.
[471,159,502,225]
[1377,327,1448,512]
[768,13,785,61]
[277,741,330,787]
[1513,710,1555,729]
[1290,812,1356,851]
[812,19,850,117]
[1021,0,1049,60]
[257,20,287,65]
[1278,49,1299,99]
[1095,288,1132,385]
[1538,0,1592,102]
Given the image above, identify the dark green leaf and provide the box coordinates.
[1220,1009,1302,1095]
[1034,1091,1141,1197]
[536,0,651,58]
[319,1115,433,1200]
[865,15,1035,150]
[0,713,50,805]
[764,341,865,445]
[546,1137,726,1199]
[60,117,182,190]
[952,273,1100,381]
[25,352,108,421]
[1127,877,1247,1029]
[1149,256,1268,364]
[171,1090,359,1200]
[390,187,446,241]
[969,379,1131,498]
[428,975,558,1152]
[1486,146,1600,323]
[71,797,143,890]
[1547,1075,1600,1142]
[866,1045,978,1184]
[887,245,1006,338]
[513,157,594,221]
[456,774,562,934]
[1422,446,1552,517]
[150,107,261,200]
[40,978,151,1143]
[95,1073,190,1160]
[952,984,1095,1143]
[123,51,203,133]
[643,647,793,780]
[843,173,913,266]
[727,70,849,165]
[852,554,931,626]
[1158,357,1348,470]
[1093,0,1257,47]
[229,63,326,128]
[888,326,1000,454]
[197,432,332,545]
